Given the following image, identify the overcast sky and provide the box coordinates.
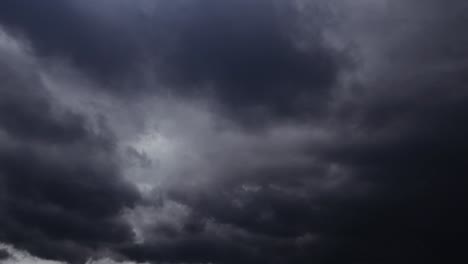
[1,1,467,263]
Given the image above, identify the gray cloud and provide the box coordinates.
[1,0,468,263]
[0,0,351,124]
[0,29,140,263]
[0,248,10,261]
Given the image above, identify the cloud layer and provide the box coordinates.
[1,0,467,263]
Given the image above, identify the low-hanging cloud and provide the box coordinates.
[0,29,140,263]
[1,0,468,263]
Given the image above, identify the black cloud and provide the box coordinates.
[1,0,468,263]
[0,39,140,263]
[118,1,468,263]
[153,0,343,118]
[0,248,10,260]
[0,0,346,122]
[0,0,141,84]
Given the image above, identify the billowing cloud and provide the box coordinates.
[0,29,140,263]
[0,244,148,264]
[0,0,350,123]
[1,0,467,263]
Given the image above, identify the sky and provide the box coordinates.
[0,0,467,263]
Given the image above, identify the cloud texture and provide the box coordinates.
[1,0,467,263]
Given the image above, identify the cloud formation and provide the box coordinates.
[0,0,349,123]
[1,0,467,263]
[0,30,140,263]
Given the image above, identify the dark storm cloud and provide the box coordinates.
[0,0,141,84]
[315,3,468,260]
[123,237,260,264]
[0,35,140,263]
[152,0,344,119]
[0,0,347,121]
[117,1,468,263]
[0,248,10,260]
[1,0,468,264]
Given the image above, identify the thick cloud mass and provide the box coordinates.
[0,31,140,263]
[0,248,10,261]
[151,0,342,118]
[0,0,141,83]
[0,0,346,122]
[1,0,468,263]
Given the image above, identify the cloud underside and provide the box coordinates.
[1,0,468,263]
